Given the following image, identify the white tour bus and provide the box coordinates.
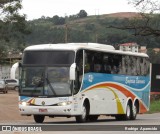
[18,43,150,123]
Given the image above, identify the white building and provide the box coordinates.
[0,65,10,79]
[119,42,139,52]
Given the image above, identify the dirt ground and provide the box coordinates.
[0,90,76,123]
[0,90,32,122]
[0,90,121,123]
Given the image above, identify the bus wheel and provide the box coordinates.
[87,115,98,122]
[130,104,138,120]
[115,103,131,121]
[124,103,131,120]
[34,115,45,123]
[75,103,88,123]
[14,86,19,91]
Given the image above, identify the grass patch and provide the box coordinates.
[147,100,160,114]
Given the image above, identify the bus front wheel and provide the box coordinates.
[34,115,45,123]
[75,103,88,123]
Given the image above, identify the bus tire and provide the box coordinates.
[34,115,45,123]
[75,103,88,123]
[130,103,138,120]
[124,103,132,120]
[87,115,98,122]
[115,103,131,121]
[14,86,19,91]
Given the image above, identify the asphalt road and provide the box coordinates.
[0,90,160,133]
[0,113,160,132]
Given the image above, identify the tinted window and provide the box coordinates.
[6,80,17,83]
[23,51,75,65]
[84,50,149,76]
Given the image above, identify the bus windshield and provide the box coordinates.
[20,66,71,97]
[20,50,75,97]
[23,51,75,65]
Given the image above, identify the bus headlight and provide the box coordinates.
[57,101,72,106]
[21,102,30,106]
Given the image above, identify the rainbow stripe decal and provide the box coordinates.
[19,97,36,105]
[81,73,150,113]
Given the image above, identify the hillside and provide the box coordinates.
[19,12,158,49]
[104,12,140,18]
[23,12,146,46]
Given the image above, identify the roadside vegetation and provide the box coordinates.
[147,97,160,113]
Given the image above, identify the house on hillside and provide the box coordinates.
[139,47,160,54]
[119,42,139,53]
[139,46,147,53]
[153,48,160,53]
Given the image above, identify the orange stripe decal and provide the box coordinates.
[83,82,147,112]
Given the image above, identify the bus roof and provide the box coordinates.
[24,43,148,57]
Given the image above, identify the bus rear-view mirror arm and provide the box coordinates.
[70,63,76,80]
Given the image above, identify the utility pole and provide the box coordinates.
[65,24,68,43]
[95,33,98,43]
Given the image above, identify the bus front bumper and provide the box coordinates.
[19,105,73,116]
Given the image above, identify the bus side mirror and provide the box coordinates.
[70,63,76,80]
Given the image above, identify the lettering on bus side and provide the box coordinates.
[125,77,145,84]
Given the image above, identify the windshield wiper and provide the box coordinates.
[46,78,57,96]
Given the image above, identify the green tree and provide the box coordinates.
[0,0,28,38]
[77,10,88,18]
[127,0,160,37]
[52,15,65,25]
[147,48,160,64]
[0,0,29,56]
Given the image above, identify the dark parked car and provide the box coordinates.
[0,79,8,94]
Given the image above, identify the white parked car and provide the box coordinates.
[0,79,8,94]
[5,79,19,91]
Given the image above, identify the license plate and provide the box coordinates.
[39,109,48,112]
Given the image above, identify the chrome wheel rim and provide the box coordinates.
[126,105,131,118]
[133,105,137,117]
[82,105,86,119]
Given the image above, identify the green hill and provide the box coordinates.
[24,12,159,48]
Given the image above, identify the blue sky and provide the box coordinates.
[21,0,137,20]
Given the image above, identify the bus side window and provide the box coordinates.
[93,52,103,73]
[84,51,91,73]
[131,57,137,76]
[143,58,150,76]
[140,58,144,75]
[103,55,111,74]
[146,58,150,75]
[120,56,126,75]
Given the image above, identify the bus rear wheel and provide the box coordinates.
[125,103,131,120]
[34,115,45,123]
[115,103,131,120]
[130,103,138,120]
